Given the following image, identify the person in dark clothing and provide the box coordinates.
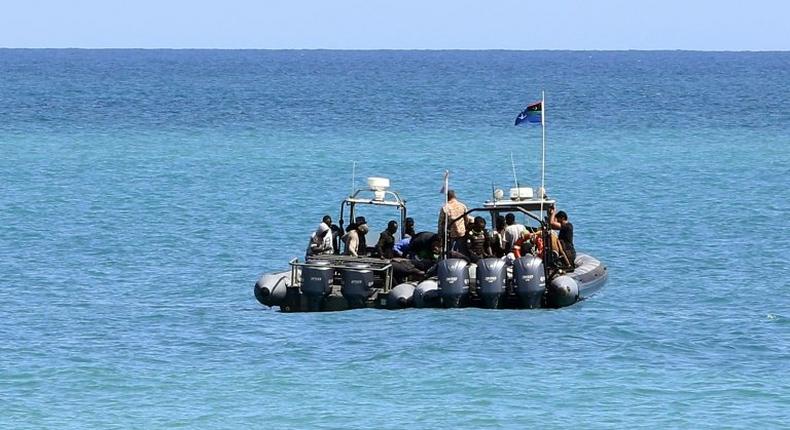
[375,220,398,259]
[490,215,507,258]
[408,232,439,259]
[463,216,493,263]
[549,208,576,268]
[406,232,441,275]
[354,216,369,256]
[391,258,425,284]
[404,217,416,238]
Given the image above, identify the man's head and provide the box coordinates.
[473,216,486,231]
[447,190,456,201]
[322,215,332,226]
[495,215,506,231]
[505,213,516,225]
[355,216,368,234]
[387,220,398,234]
[556,211,568,223]
[316,222,330,237]
[405,217,414,228]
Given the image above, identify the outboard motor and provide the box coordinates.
[513,255,546,309]
[475,258,507,309]
[341,264,375,309]
[301,262,333,311]
[387,282,416,309]
[437,258,469,308]
[414,279,441,308]
[548,275,579,308]
[254,272,289,307]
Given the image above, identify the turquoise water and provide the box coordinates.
[1,50,789,428]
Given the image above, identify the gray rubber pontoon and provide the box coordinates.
[253,252,606,312]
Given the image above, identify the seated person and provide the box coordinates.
[393,235,411,257]
[375,220,398,259]
[407,231,438,260]
[511,228,543,259]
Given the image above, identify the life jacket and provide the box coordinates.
[513,232,544,259]
[466,229,488,255]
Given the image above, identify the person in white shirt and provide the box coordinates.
[306,222,334,258]
[503,213,527,253]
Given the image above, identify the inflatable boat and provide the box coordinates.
[254,178,607,312]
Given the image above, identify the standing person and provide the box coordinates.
[306,222,333,258]
[464,216,493,263]
[503,213,527,253]
[343,218,369,257]
[490,215,507,258]
[404,217,416,238]
[375,220,398,259]
[438,190,471,252]
[549,207,576,268]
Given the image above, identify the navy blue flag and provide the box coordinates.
[514,101,542,126]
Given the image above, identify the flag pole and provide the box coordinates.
[350,161,356,197]
[540,91,546,220]
[510,151,519,191]
[443,170,449,257]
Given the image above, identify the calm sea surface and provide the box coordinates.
[1,50,789,428]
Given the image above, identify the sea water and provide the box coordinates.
[1,50,788,428]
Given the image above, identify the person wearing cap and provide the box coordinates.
[354,216,369,256]
[342,217,369,257]
[306,222,334,258]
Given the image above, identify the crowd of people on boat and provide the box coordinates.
[305,189,576,280]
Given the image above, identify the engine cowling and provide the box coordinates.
[513,255,545,309]
[475,258,507,309]
[437,258,469,308]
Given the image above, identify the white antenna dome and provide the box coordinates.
[367,177,390,191]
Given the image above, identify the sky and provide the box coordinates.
[1,0,787,50]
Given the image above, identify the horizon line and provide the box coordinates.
[1,47,788,53]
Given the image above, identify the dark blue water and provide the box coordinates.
[1,50,789,428]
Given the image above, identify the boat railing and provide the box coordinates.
[288,256,394,292]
